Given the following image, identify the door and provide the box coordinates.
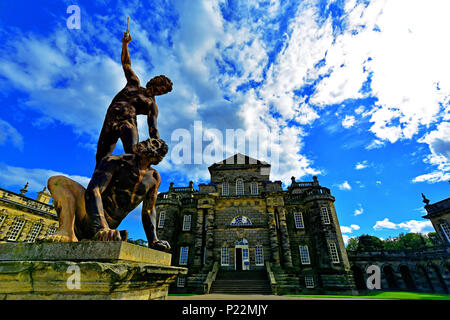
[235,248,242,270]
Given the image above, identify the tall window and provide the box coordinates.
[294,212,304,229]
[179,247,189,265]
[320,207,331,225]
[236,179,244,195]
[440,223,450,242]
[251,182,258,195]
[8,219,26,241]
[299,245,311,265]
[222,183,229,196]
[27,223,42,243]
[328,242,340,263]
[305,276,315,288]
[158,212,165,228]
[255,246,264,266]
[46,226,57,237]
[177,276,186,287]
[0,215,5,228]
[221,247,229,266]
[182,215,191,231]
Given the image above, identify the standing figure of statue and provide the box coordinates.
[95,29,172,168]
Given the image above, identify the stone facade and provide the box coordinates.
[156,153,356,295]
[0,185,58,243]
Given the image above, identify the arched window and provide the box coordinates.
[231,216,252,226]
[236,179,244,195]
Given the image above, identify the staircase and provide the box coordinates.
[209,270,273,295]
[270,264,301,295]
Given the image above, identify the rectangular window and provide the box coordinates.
[251,182,258,195]
[222,183,229,196]
[236,180,244,195]
[179,247,189,265]
[255,246,264,266]
[328,242,340,263]
[46,226,57,237]
[182,215,191,231]
[8,219,26,241]
[221,247,229,266]
[158,212,165,228]
[177,276,186,287]
[320,207,331,225]
[299,245,311,265]
[440,223,450,243]
[305,276,315,288]
[203,248,207,265]
[0,215,5,228]
[27,223,42,243]
[294,212,304,229]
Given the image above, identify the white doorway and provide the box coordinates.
[235,238,250,270]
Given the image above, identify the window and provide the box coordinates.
[27,223,42,243]
[0,215,5,228]
[221,247,229,266]
[236,179,244,195]
[328,242,340,263]
[243,248,249,260]
[255,246,264,266]
[158,212,165,228]
[46,226,57,237]
[294,212,304,229]
[299,245,311,265]
[179,247,189,265]
[203,248,207,265]
[182,215,191,231]
[177,276,186,287]
[320,207,331,225]
[251,182,258,195]
[440,223,450,242]
[222,183,229,196]
[305,276,315,288]
[8,219,26,241]
[230,216,252,226]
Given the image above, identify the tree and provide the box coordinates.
[127,238,148,247]
[356,234,384,252]
[346,237,358,251]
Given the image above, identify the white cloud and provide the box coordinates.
[342,115,356,128]
[341,224,360,234]
[373,218,433,234]
[0,119,23,151]
[355,160,368,170]
[354,206,364,216]
[365,139,385,150]
[337,181,351,190]
[0,164,90,192]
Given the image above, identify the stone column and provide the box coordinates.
[267,207,280,264]
[278,208,293,268]
[205,208,215,267]
[193,208,204,266]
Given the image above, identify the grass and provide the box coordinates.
[284,291,450,300]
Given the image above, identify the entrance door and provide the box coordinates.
[235,248,243,270]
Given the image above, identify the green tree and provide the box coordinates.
[346,237,358,251]
[127,238,148,247]
[356,234,384,252]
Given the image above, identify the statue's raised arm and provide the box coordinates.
[121,19,140,87]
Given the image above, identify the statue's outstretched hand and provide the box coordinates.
[122,32,132,44]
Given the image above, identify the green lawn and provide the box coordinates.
[285,291,450,300]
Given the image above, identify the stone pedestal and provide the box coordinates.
[0,241,187,300]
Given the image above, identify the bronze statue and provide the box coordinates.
[44,20,172,252]
[46,138,170,251]
[95,28,172,168]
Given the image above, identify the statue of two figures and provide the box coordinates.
[45,23,172,252]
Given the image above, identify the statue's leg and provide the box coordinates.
[119,120,139,154]
[142,170,170,252]
[45,176,85,242]
[95,125,119,168]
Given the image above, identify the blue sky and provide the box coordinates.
[0,0,448,243]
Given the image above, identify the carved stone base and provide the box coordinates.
[0,242,187,300]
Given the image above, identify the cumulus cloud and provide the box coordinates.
[342,115,356,128]
[337,181,351,190]
[354,206,364,216]
[355,160,369,170]
[373,218,433,234]
[341,224,360,234]
[0,164,90,192]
